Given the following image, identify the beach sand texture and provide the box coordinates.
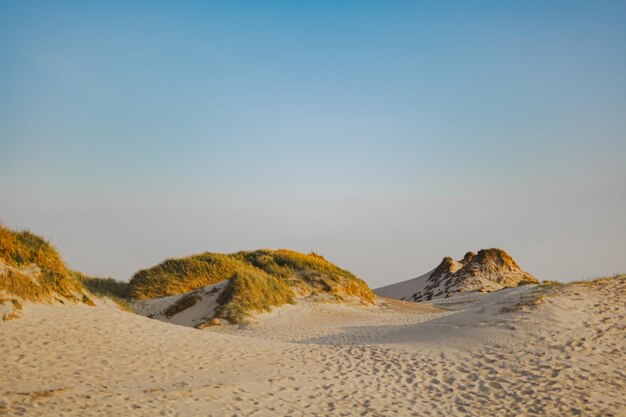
[1,276,624,417]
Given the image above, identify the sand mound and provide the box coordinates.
[0,225,92,320]
[132,278,380,328]
[374,248,538,301]
[129,249,374,324]
[131,281,229,328]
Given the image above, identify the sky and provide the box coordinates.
[1,1,625,287]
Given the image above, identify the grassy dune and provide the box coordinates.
[0,224,94,319]
[1,223,374,323]
[129,249,374,323]
[129,253,246,299]
[0,224,87,303]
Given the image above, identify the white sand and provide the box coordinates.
[1,277,625,416]
[373,269,434,299]
[131,281,228,328]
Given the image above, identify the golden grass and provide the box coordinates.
[129,253,246,299]
[517,279,539,286]
[0,224,87,304]
[130,249,374,301]
[215,269,294,323]
[234,249,375,302]
[130,249,375,323]
[73,272,129,298]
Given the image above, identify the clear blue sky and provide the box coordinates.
[1,1,625,286]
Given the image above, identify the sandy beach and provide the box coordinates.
[2,276,624,417]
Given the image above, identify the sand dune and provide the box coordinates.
[1,276,624,416]
[374,248,538,302]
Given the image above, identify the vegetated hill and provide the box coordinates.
[129,249,375,324]
[374,248,538,302]
[0,224,93,320]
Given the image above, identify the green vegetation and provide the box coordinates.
[0,224,87,303]
[215,269,294,323]
[517,279,539,286]
[71,272,132,312]
[129,253,247,299]
[232,250,375,302]
[541,280,564,287]
[129,249,375,323]
[129,249,373,301]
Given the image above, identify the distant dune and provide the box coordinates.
[374,248,538,301]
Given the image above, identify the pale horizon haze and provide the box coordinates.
[1,1,625,287]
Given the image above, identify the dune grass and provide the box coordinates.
[233,249,374,302]
[215,269,295,323]
[130,249,374,302]
[517,279,539,286]
[0,224,86,303]
[129,248,375,323]
[129,253,247,299]
[71,272,132,312]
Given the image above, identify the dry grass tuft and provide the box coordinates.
[501,294,545,313]
[517,279,539,286]
[0,224,88,305]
